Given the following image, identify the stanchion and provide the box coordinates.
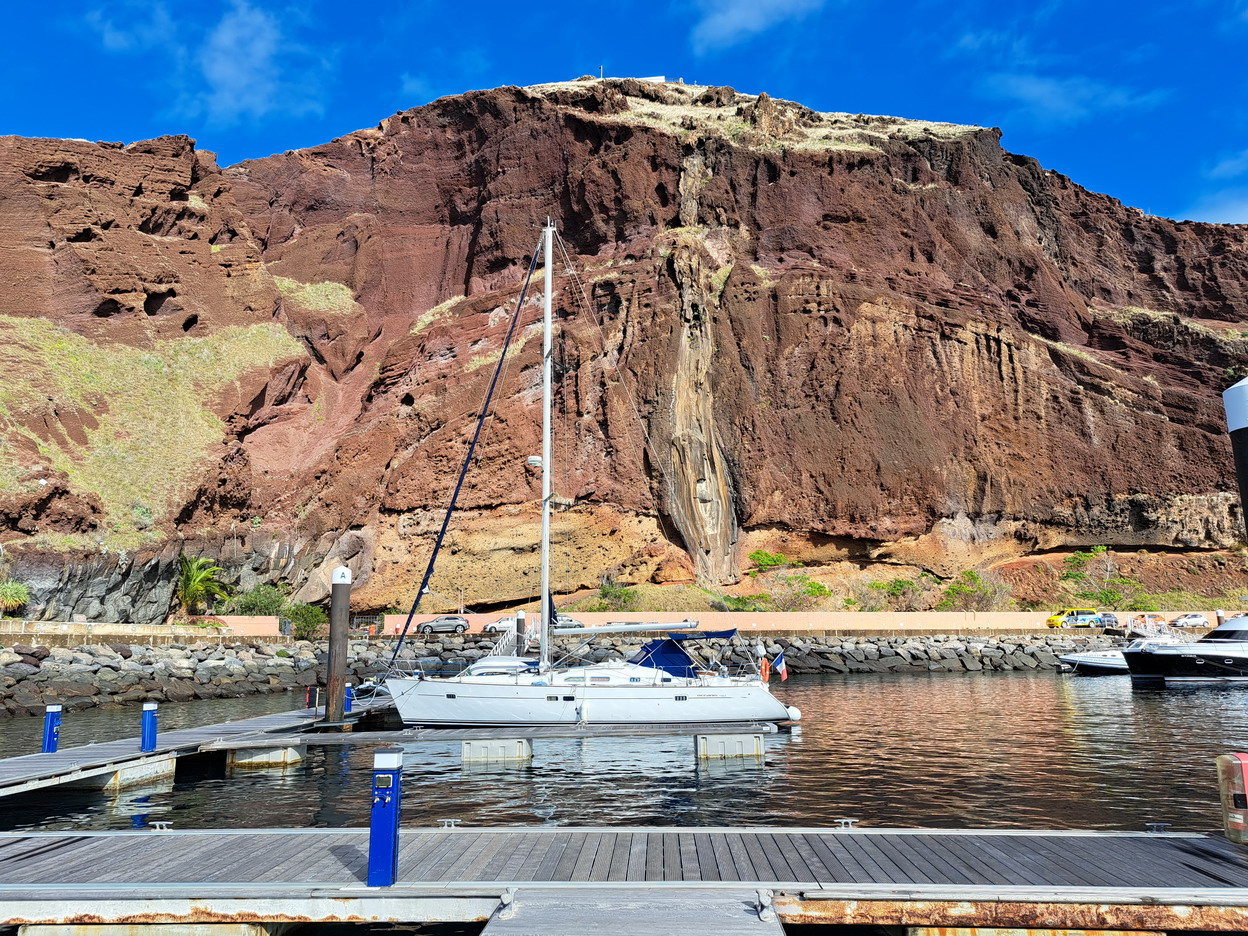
[42,705,62,753]
[140,702,158,753]
[367,747,404,886]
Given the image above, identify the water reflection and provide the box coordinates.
[0,672,1243,833]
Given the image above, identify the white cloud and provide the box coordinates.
[1209,149,1248,181]
[1180,188,1248,224]
[400,72,431,101]
[86,0,332,128]
[980,72,1168,129]
[689,0,826,55]
[84,1,175,53]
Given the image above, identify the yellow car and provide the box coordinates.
[1045,607,1099,628]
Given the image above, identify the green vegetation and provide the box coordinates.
[746,549,796,575]
[1057,545,1149,610]
[935,570,1013,611]
[273,276,362,316]
[285,602,329,640]
[174,555,233,615]
[0,316,302,545]
[411,295,466,334]
[0,580,29,616]
[229,584,288,616]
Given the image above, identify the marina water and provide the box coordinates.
[0,671,1242,833]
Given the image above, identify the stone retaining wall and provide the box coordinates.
[0,632,1126,718]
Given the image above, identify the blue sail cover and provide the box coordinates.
[628,631,736,677]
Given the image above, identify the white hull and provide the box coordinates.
[386,663,792,726]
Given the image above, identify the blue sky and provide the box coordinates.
[4,0,1247,223]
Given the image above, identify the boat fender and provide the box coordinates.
[785,705,802,722]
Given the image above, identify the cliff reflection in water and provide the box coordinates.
[0,671,1244,833]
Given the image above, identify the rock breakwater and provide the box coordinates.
[0,632,1118,718]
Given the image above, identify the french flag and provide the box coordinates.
[774,650,788,681]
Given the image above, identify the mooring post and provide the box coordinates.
[41,704,61,753]
[139,702,158,753]
[514,609,526,656]
[344,681,355,714]
[326,565,352,724]
[367,747,404,886]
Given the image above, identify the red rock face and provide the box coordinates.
[4,79,1248,620]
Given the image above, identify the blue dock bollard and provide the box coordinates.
[42,704,62,753]
[367,747,404,887]
[140,702,158,753]
[345,682,355,714]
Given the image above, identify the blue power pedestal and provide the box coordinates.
[42,704,62,753]
[367,746,404,886]
[140,702,158,752]
[345,682,355,714]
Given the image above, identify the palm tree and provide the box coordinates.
[0,580,29,616]
[173,555,233,616]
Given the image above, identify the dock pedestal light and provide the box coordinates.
[367,747,404,886]
[41,705,61,754]
[326,565,352,724]
[140,702,158,753]
[345,682,355,714]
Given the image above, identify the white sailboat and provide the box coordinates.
[385,222,800,727]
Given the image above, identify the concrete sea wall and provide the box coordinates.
[0,632,1123,718]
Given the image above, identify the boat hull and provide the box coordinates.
[1123,646,1248,683]
[1058,650,1128,675]
[386,676,792,726]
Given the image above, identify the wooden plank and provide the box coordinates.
[724,832,761,881]
[867,834,947,885]
[530,832,574,883]
[494,831,546,882]
[406,833,479,882]
[662,832,681,881]
[799,833,864,883]
[709,832,738,881]
[678,832,701,881]
[441,831,500,881]
[753,832,801,882]
[588,832,618,882]
[694,831,720,882]
[514,832,563,881]
[569,832,604,882]
[606,831,632,882]
[644,832,664,881]
[776,832,840,885]
[921,833,1019,886]
[625,831,648,881]
[961,833,1072,887]
[830,833,909,883]
[735,834,778,881]
[551,832,593,882]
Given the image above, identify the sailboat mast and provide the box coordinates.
[539,220,554,671]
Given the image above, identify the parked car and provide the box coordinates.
[1098,612,1119,627]
[1045,607,1099,628]
[1129,613,1167,629]
[484,616,518,634]
[417,615,468,635]
[553,615,584,629]
[1172,613,1211,628]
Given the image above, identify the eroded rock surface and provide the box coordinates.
[4,79,1248,618]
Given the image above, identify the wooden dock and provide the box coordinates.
[1,826,1248,931]
[0,705,340,797]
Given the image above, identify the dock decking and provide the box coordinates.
[2,826,1248,931]
[0,706,331,797]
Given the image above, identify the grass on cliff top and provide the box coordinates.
[527,79,978,152]
[274,276,363,316]
[0,316,303,547]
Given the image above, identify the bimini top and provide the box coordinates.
[628,630,737,677]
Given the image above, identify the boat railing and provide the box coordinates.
[1128,620,1198,643]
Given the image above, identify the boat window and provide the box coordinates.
[563,695,575,701]
[566,677,584,683]
[662,677,672,683]
[446,693,456,698]
[547,695,558,701]
[675,695,687,701]
[629,678,641,683]
[1206,630,1248,641]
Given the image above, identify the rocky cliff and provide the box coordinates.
[3,78,1248,621]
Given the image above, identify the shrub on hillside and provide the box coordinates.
[285,603,329,640]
